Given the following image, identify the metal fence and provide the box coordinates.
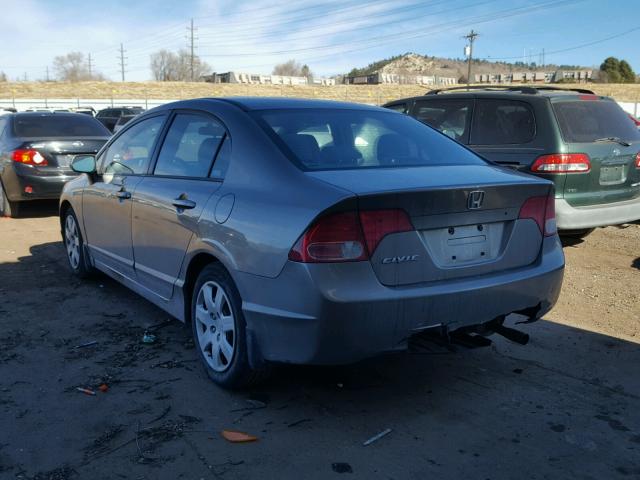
[1,97,639,116]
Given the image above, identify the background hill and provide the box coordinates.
[348,52,586,80]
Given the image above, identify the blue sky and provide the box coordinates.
[1,0,639,81]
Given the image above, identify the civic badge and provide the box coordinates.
[467,190,485,210]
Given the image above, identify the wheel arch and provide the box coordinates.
[182,252,225,323]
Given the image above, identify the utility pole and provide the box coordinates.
[45,66,50,82]
[542,48,545,68]
[88,53,93,78]
[187,18,197,81]
[118,43,127,82]
[462,30,479,90]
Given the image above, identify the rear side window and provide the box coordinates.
[413,99,472,142]
[386,103,409,114]
[13,115,108,137]
[552,100,640,143]
[254,109,486,170]
[210,136,231,179]
[154,113,225,178]
[470,99,535,145]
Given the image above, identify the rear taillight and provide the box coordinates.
[629,114,640,127]
[12,149,48,166]
[635,152,640,168]
[531,153,590,173]
[359,209,413,255]
[519,193,556,237]
[289,209,413,263]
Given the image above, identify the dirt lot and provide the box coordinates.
[0,203,639,480]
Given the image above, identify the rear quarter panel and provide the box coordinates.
[176,100,354,281]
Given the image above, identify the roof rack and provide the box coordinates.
[426,85,595,95]
[527,86,595,94]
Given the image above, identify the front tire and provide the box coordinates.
[0,181,20,218]
[63,209,93,278]
[191,263,268,389]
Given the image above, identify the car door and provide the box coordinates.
[131,111,227,300]
[82,114,166,280]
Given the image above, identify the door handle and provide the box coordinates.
[172,198,196,210]
[115,190,131,199]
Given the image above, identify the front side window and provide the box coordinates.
[470,99,536,145]
[255,109,486,170]
[413,99,472,142]
[102,115,165,175]
[154,113,225,178]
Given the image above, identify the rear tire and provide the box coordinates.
[0,181,20,218]
[560,228,594,240]
[63,208,93,278]
[191,263,269,389]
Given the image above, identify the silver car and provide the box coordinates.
[60,98,565,388]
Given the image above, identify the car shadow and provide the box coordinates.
[11,200,59,218]
[559,235,585,247]
[1,240,639,479]
[632,257,640,270]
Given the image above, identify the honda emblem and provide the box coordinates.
[467,191,485,210]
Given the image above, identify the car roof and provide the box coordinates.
[11,112,93,118]
[212,97,385,112]
[386,87,609,105]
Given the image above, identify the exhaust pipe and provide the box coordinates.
[492,324,529,345]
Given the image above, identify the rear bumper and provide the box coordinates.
[555,197,640,230]
[237,236,565,365]
[2,164,77,201]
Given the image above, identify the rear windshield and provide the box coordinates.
[552,100,640,143]
[254,109,486,170]
[14,115,108,137]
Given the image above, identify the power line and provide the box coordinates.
[197,0,580,59]
[223,0,582,71]
[480,26,640,61]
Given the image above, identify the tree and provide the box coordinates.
[599,57,636,83]
[150,49,211,81]
[0,72,6,82]
[53,52,104,82]
[300,64,313,82]
[150,49,176,81]
[273,59,303,76]
[618,60,636,83]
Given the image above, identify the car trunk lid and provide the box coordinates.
[16,138,107,175]
[308,165,552,286]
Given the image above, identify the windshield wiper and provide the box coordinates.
[594,137,631,147]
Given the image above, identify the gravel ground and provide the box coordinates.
[0,203,638,480]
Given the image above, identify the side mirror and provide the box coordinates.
[71,155,96,174]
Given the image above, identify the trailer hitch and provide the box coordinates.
[492,323,530,345]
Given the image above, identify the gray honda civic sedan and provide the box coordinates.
[59,97,564,388]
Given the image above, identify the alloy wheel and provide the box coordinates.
[64,214,81,270]
[194,281,236,372]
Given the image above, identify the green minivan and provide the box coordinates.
[384,87,640,236]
